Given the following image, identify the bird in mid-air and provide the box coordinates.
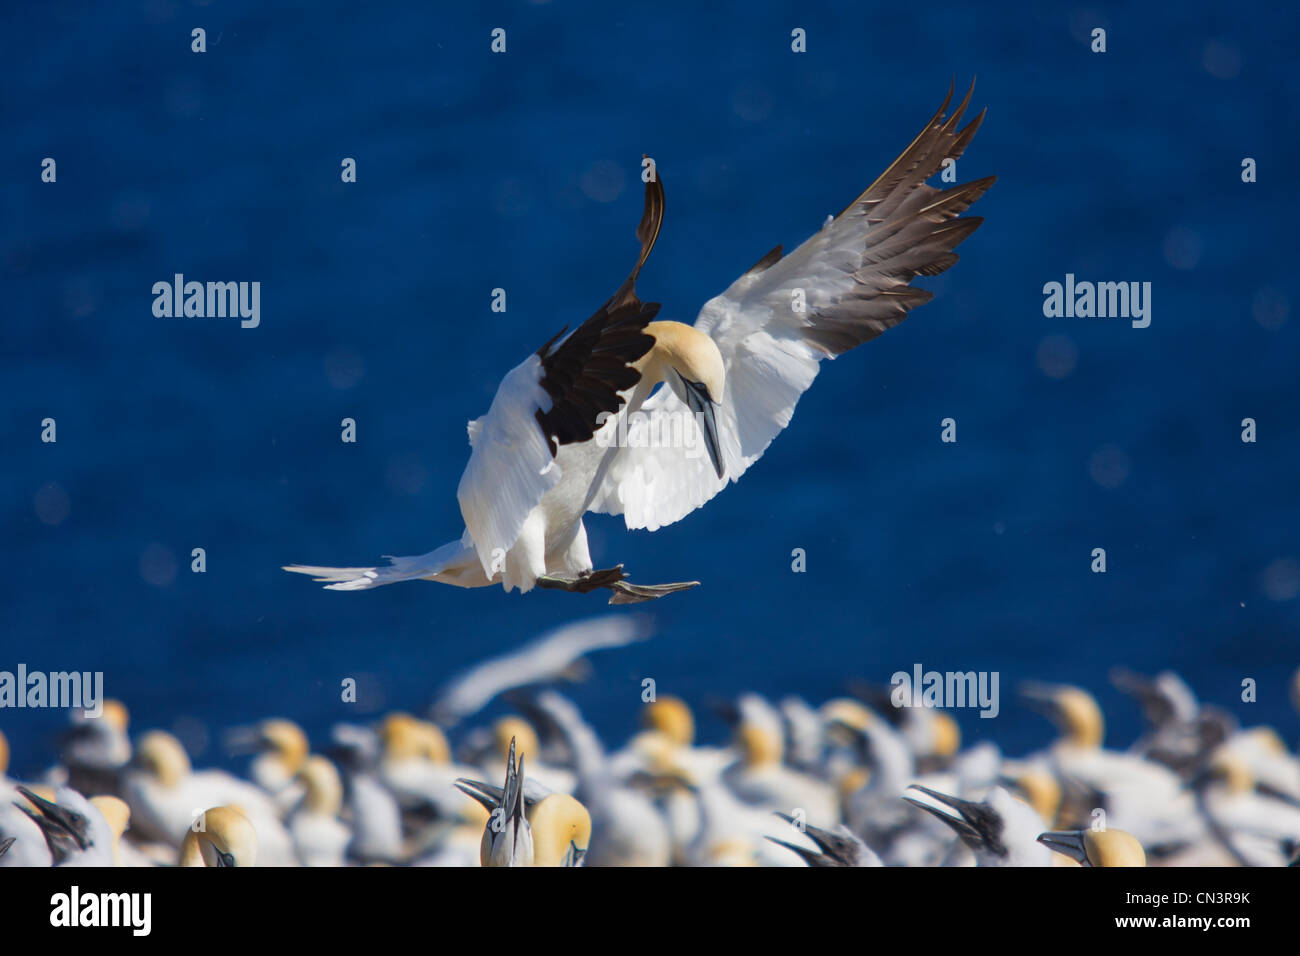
[286,83,994,602]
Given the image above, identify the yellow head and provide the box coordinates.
[643,696,695,747]
[298,755,344,817]
[258,719,309,774]
[820,698,874,734]
[89,796,131,866]
[1084,829,1146,867]
[1039,827,1145,867]
[101,700,130,734]
[736,722,784,769]
[135,730,192,788]
[1026,684,1104,749]
[528,794,591,867]
[178,806,258,867]
[931,711,961,759]
[641,321,727,479]
[493,717,539,765]
[380,712,450,764]
[1012,767,1063,826]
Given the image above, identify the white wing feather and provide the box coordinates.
[590,88,990,531]
[457,354,560,575]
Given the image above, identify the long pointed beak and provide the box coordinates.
[902,784,984,844]
[454,779,502,813]
[679,374,725,480]
[16,786,90,858]
[1037,829,1090,864]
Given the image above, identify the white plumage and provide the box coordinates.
[286,83,993,600]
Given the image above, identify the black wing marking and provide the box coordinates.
[535,169,665,454]
[804,80,994,357]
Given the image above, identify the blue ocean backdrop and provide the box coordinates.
[2,1,1297,774]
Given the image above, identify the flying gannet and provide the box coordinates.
[286,83,993,601]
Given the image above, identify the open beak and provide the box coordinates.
[1037,829,1089,865]
[677,372,725,480]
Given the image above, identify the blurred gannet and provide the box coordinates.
[722,694,838,826]
[0,734,46,866]
[767,812,882,867]
[611,696,731,784]
[226,718,310,801]
[0,792,52,866]
[179,806,258,867]
[1020,682,1203,853]
[58,700,132,795]
[15,785,117,866]
[376,713,480,820]
[289,755,350,867]
[89,795,140,867]
[328,723,405,864]
[1038,827,1146,867]
[675,771,805,867]
[480,715,576,795]
[1195,746,1300,867]
[456,737,593,866]
[1111,668,1222,772]
[122,730,296,865]
[1222,726,1300,802]
[825,700,924,859]
[903,784,1051,867]
[533,690,672,867]
[285,83,992,600]
[430,614,650,725]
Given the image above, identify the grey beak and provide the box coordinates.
[1037,830,1090,865]
[677,372,725,480]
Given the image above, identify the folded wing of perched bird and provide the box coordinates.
[286,82,993,601]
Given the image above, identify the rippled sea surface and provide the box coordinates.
[2,1,1297,773]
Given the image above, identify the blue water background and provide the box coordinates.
[2,1,1297,774]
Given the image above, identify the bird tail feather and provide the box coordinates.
[283,537,475,591]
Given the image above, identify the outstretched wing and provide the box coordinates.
[457,173,666,574]
[590,83,994,531]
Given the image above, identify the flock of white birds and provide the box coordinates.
[3,615,1299,868]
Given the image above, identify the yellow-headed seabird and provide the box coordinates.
[285,83,993,601]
